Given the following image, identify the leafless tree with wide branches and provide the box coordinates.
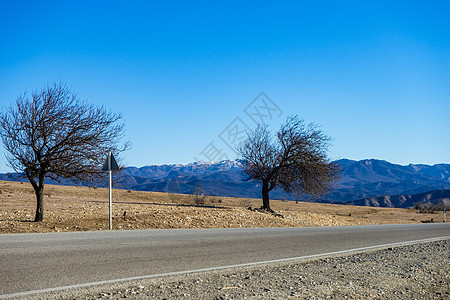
[0,82,130,221]
[237,116,339,212]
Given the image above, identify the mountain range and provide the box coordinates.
[2,159,450,208]
[347,189,450,208]
[118,159,450,208]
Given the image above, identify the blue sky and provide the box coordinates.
[0,1,449,172]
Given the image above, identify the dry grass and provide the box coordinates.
[0,180,444,234]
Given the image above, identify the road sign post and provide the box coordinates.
[102,151,119,230]
[444,209,447,223]
[108,167,112,230]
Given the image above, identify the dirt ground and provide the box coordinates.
[0,180,445,234]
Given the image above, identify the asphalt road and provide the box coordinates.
[1,223,449,297]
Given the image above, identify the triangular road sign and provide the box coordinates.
[102,152,119,171]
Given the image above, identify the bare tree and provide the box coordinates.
[237,116,339,212]
[0,82,129,221]
[191,185,207,205]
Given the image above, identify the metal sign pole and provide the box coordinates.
[108,152,112,230]
[102,151,119,230]
[109,169,112,230]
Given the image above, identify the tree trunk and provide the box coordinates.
[31,174,45,222]
[262,180,271,210]
[34,186,44,222]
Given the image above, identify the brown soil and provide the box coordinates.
[0,180,444,234]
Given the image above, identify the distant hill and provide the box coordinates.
[345,189,450,208]
[328,159,450,203]
[2,159,450,208]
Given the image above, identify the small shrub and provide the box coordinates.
[191,186,207,205]
[415,201,450,214]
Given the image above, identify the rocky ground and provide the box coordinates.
[0,181,444,234]
[30,239,448,299]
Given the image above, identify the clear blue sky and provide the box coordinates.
[1,1,449,172]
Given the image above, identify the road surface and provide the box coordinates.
[1,223,449,297]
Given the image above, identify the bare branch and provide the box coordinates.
[236,115,339,211]
[0,82,130,221]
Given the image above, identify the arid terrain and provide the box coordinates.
[0,180,445,234]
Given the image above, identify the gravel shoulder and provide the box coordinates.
[17,238,449,300]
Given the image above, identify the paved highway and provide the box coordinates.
[1,223,449,297]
